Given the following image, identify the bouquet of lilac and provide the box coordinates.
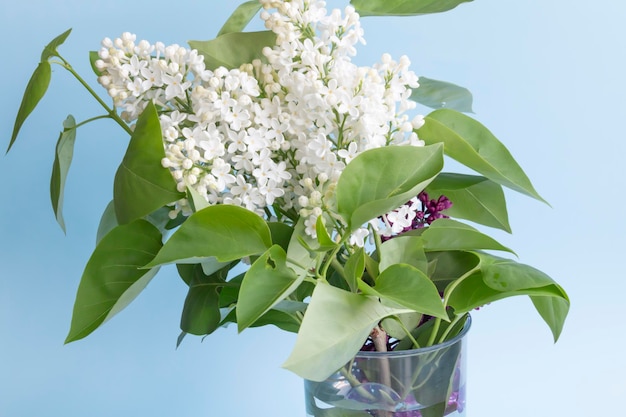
[7,1,568,416]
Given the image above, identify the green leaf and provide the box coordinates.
[419,218,514,253]
[427,250,480,292]
[343,247,365,292]
[379,235,428,274]
[419,109,546,203]
[178,264,225,335]
[65,219,163,343]
[426,173,511,232]
[218,1,262,36]
[200,258,233,277]
[364,252,380,281]
[89,51,102,76]
[176,331,187,348]
[40,28,72,61]
[146,205,272,267]
[189,31,277,70]
[286,217,318,277]
[381,312,423,340]
[411,76,473,113]
[96,201,118,244]
[218,273,244,308]
[113,102,184,224]
[145,206,179,233]
[479,253,565,292]
[477,253,569,340]
[282,283,412,381]
[7,61,51,153]
[315,215,338,251]
[336,144,444,231]
[530,295,569,341]
[446,271,565,313]
[247,309,301,333]
[446,254,569,322]
[8,29,72,153]
[351,0,472,16]
[237,245,303,331]
[49,116,77,233]
[361,264,448,320]
[186,185,210,212]
[268,222,294,252]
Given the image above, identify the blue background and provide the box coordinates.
[1,1,624,416]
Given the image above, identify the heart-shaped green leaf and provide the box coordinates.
[419,109,546,203]
[361,264,447,320]
[114,102,184,224]
[336,144,444,232]
[146,205,272,267]
[50,115,77,233]
[65,219,163,343]
[379,235,428,274]
[282,283,412,381]
[427,250,480,292]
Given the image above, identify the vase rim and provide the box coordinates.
[354,314,472,358]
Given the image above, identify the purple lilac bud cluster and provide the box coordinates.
[379,191,452,241]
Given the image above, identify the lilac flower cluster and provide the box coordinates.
[379,191,452,241]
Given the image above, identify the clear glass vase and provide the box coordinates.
[304,317,471,417]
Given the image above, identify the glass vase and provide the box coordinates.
[304,317,471,417]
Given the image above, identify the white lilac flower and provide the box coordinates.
[349,228,370,248]
[97,0,425,236]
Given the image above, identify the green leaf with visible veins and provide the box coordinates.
[65,219,163,343]
[426,173,511,232]
[360,264,448,320]
[114,102,184,224]
[446,253,569,340]
[336,144,443,232]
[146,205,272,267]
[419,109,546,203]
[282,283,412,381]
